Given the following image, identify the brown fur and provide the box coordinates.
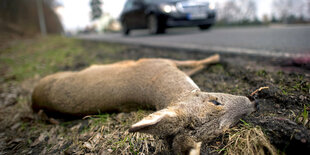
[32,55,255,154]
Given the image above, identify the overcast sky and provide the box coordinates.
[56,0,272,31]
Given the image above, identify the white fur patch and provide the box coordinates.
[186,76,200,90]
[131,109,177,128]
[189,142,202,155]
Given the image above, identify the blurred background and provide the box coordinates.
[1,0,309,36]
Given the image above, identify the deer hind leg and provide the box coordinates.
[172,54,220,76]
[185,65,205,76]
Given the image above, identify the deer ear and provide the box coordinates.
[129,109,177,133]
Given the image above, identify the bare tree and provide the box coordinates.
[90,0,103,21]
[217,0,257,23]
[240,0,257,21]
[272,0,292,22]
[272,0,310,23]
[217,0,241,23]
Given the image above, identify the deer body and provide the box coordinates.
[32,55,255,155]
[32,59,200,115]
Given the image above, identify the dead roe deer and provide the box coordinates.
[32,54,256,155]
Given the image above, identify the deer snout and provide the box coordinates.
[253,100,259,111]
[219,96,256,130]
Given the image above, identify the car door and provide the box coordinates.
[124,0,147,29]
[121,0,134,28]
[131,0,147,28]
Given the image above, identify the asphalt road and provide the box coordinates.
[78,25,310,58]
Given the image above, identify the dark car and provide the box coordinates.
[120,0,216,35]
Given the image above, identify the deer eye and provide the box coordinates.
[209,100,222,106]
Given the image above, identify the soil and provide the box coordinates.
[0,40,309,154]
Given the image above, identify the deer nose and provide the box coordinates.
[253,100,259,111]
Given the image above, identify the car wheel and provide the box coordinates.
[122,22,130,36]
[148,14,165,34]
[199,24,212,30]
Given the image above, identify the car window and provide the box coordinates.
[124,0,133,10]
[124,0,145,10]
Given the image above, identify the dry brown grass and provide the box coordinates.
[0,82,277,155]
[220,121,277,155]
[82,111,170,155]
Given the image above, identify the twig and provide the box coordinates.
[250,87,269,97]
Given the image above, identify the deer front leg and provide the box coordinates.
[172,134,202,155]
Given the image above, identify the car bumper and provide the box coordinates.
[163,11,216,27]
[166,18,215,27]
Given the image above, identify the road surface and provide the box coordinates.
[78,25,310,58]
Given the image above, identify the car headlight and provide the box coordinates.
[209,2,215,10]
[160,4,177,13]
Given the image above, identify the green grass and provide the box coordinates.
[275,73,310,96]
[0,35,126,82]
[90,113,110,126]
[293,75,310,93]
[256,69,268,77]
[239,119,250,127]
[1,36,83,81]
[294,105,309,126]
[302,105,309,125]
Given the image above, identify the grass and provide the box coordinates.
[256,70,268,77]
[293,75,310,93]
[1,35,307,154]
[220,120,277,155]
[0,36,168,154]
[295,105,309,126]
[1,36,82,81]
[89,113,110,125]
[82,111,169,154]
[302,105,309,126]
[0,35,126,82]
[275,72,310,96]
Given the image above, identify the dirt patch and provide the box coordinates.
[0,38,309,154]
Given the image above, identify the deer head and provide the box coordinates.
[129,91,256,154]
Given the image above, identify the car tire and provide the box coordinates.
[148,14,165,34]
[122,22,130,36]
[199,24,212,30]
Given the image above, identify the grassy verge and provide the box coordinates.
[0,35,309,154]
[0,36,168,154]
[0,35,126,82]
